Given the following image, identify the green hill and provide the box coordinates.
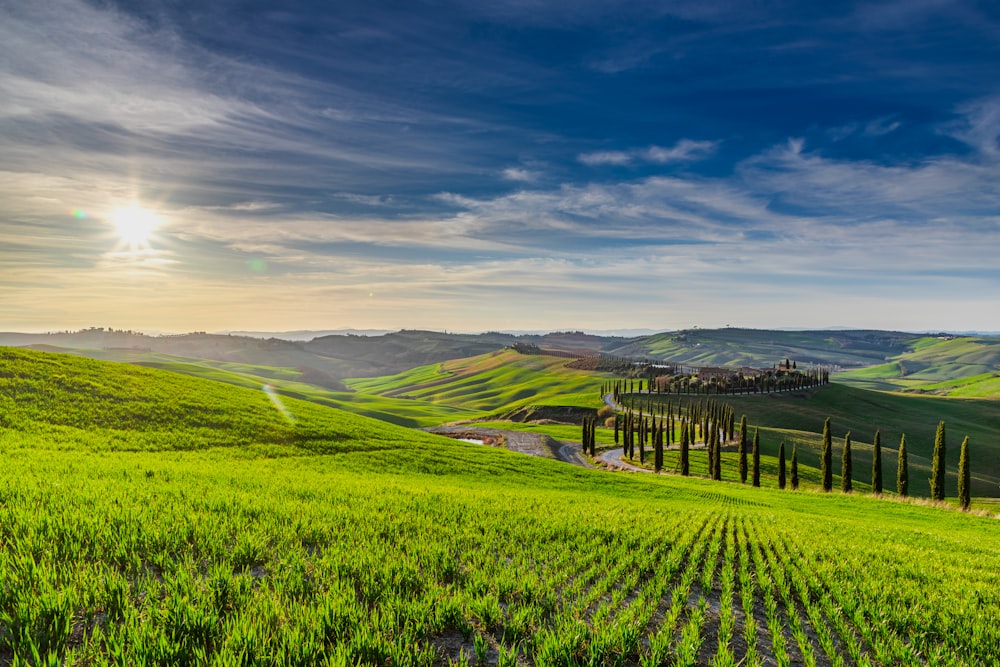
[3,347,1000,665]
[835,336,1000,396]
[346,349,609,413]
[611,328,919,368]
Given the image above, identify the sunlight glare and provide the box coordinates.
[111,205,159,248]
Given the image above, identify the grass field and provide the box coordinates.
[835,336,1000,396]
[346,350,609,413]
[3,347,1000,665]
[608,328,919,369]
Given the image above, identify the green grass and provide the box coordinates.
[836,336,1000,396]
[4,347,1000,665]
[34,346,474,428]
[610,328,920,368]
[347,349,610,412]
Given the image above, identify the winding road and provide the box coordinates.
[427,425,591,467]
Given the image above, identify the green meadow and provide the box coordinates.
[2,347,1000,666]
[835,336,1000,396]
[346,350,608,413]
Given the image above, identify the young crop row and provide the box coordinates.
[3,447,999,666]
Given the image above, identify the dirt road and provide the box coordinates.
[427,425,591,467]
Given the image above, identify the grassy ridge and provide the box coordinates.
[347,349,609,412]
[32,346,473,428]
[2,348,1000,664]
[0,347,476,456]
[835,336,1000,396]
[610,328,918,368]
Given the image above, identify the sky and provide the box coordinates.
[2,0,1000,334]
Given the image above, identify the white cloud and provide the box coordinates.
[644,140,719,162]
[579,139,718,166]
[864,115,902,136]
[501,167,541,182]
[578,150,634,166]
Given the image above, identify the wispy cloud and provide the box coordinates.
[579,140,718,166]
[3,1,1000,332]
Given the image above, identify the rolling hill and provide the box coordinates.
[2,347,999,665]
[609,328,921,368]
[835,335,1000,396]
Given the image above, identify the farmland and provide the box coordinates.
[3,347,1000,665]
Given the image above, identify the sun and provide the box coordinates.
[110,205,159,248]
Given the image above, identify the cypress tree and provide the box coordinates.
[680,421,690,476]
[738,415,748,483]
[841,432,853,493]
[712,425,722,481]
[614,415,619,445]
[871,429,883,495]
[790,444,799,490]
[778,441,786,489]
[958,436,970,511]
[654,422,664,472]
[930,421,946,501]
[707,427,716,478]
[752,428,761,487]
[897,434,908,497]
[821,417,833,492]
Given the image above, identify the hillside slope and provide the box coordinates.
[2,347,1000,665]
[835,336,1000,396]
[612,328,919,368]
[346,349,609,413]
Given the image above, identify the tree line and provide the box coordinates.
[585,396,974,510]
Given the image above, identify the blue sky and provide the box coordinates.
[2,0,999,333]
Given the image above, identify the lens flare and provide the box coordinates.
[263,383,296,423]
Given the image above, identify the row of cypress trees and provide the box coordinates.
[819,418,972,510]
[587,403,973,510]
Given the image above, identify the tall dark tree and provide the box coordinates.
[821,417,833,492]
[778,441,786,490]
[871,429,883,495]
[790,444,799,490]
[638,422,645,464]
[707,426,716,478]
[614,415,619,445]
[897,434,908,497]
[680,420,690,476]
[738,415,748,483]
[654,421,664,473]
[712,425,722,481]
[841,432,853,493]
[958,436,970,511]
[752,428,761,487]
[930,421,946,501]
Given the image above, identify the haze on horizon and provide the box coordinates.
[2,1,1000,334]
